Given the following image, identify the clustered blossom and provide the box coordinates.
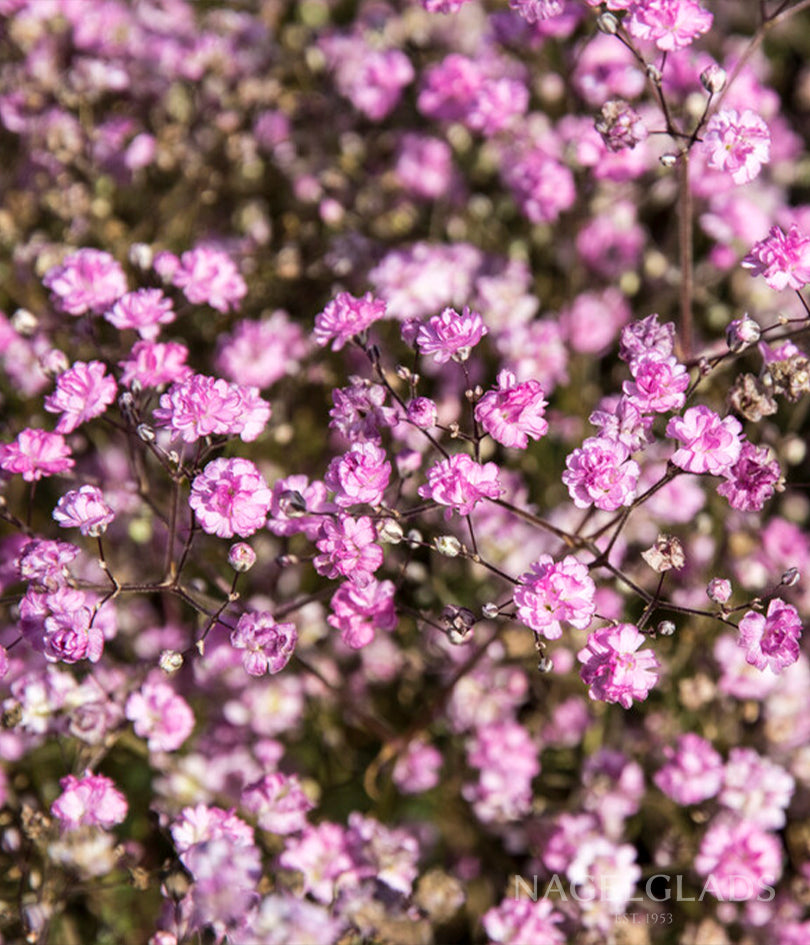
[241,773,314,835]
[463,720,540,823]
[742,224,810,291]
[313,291,387,350]
[719,747,794,830]
[189,458,272,539]
[666,406,742,476]
[626,0,713,51]
[43,248,128,316]
[595,99,648,153]
[20,586,109,664]
[153,374,271,443]
[53,485,116,536]
[717,442,781,512]
[16,539,79,590]
[0,429,74,481]
[623,355,689,413]
[230,611,298,676]
[514,555,596,640]
[44,360,117,433]
[483,897,566,945]
[737,598,802,674]
[125,677,194,752]
[167,246,247,313]
[104,288,175,339]
[695,818,782,901]
[314,514,384,587]
[118,340,191,389]
[474,370,548,449]
[415,306,488,363]
[327,578,397,649]
[702,109,771,186]
[562,437,640,511]
[51,771,128,830]
[324,441,391,508]
[418,453,503,516]
[654,733,724,805]
[578,624,660,708]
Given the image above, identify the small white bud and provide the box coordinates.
[378,519,404,544]
[596,11,619,34]
[12,308,38,336]
[435,535,462,557]
[159,649,184,673]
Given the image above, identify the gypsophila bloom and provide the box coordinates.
[508,0,564,22]
[463,720,540,823]
[717,442,781,512]
[0,429,74,481]
[619,313,675,364]
[215,312,308,389]
[626,0,713,51]
[241,773,314,834]
[171,246,247,312]
[44,360,117,434]
[654,733,724,805]
[406,396,438,429]
[24,587,107,664]
[418,453,503,517]
[695,817,782,901]
[483,897,566,945]
[595,99,648,152]
[327,578,397,649]
[514,555,596,640]
[190,458,272,539]
[590,396,654,453]
[53,485,115,536]
[314,514,384,587]
[667,406,742,476]
[230,612,297,676]
[474,370,548,449]
[278,821,354,903]
[392,740,443,794]
[228,542,256,572]
[125,677,194,752]
[703,109,771,186]
[118,340,192,389]
[742,224,810,291]
[324,441,391,508]
[104,288,175,339]
[51,771,127,831]
[738,598,802,674]
[313,291,387,350]
[578,624,660,708]
[562,437,640,511]
[16,539,79,590]
[153,374,271,443]
[726,316,761,353]
[43,248,127,316]
[415,306,487,363]
[719,747,794,830]
[623,356,689,413]
[707,577,732,604]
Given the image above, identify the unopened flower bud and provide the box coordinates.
[435,535,462,557]
[228,542,256,572]
[537,655,554,673]
[39,349,69,377]
[660,153,678,168]
[646,64,662,85]
[159,649,184,673]
[700,64,727,95]
[12,308,38,336]
[128,243,154,269]
[726,315,761,353]
[406,529,423,548]
[136,423,155,442]
[657,620,676,637]
[482,602,500,619]
[278,490,307,517]
[378,519,404,544]
[781,567,800,587]
[707,578,732,604]
[596,11,619,34]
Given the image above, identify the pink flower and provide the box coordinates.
[666,406,742,476]
[619,313,675,365]
[314,514,384,587]
[230,611,297,676]
[626,0,713,51]
[483,897,565,945]
[267,474,336,540]
[279,822,354,903]
[44,360,117,433]
[623,355,689,414]
[474,370,548,449]
[125,677,195,751]
[418,453,503,516]
[742,224,810,291]
[395,134,454,200]
[737,598,802,674]
[392,741,443,794]
[703,109,771,186]
[241,773,314,834]
[501,150,577,225]
[695,817,782,901]
[53,485,116,536]
[104,288,175,339]
[590,396,654,453]
[514,555,596,640]
[16,539,79,590]
[719,747,794,830]
[508,0,564,22]
[717,442,781,511]
[313,291,387,350]
[171,246,247,313]
[0,429,74,481]
[51,771,128,830]
[118,340,192,389]
[153,374,271,443]
[190,458,273,539]
[406,397,438,429]
[578,623,660,708]
[415,306,488,363]
[324,441,391,508]
[654,733,724,805]
[43,248,128,316]
[215,312,308,388]
[562,437,640,511]
[327,578,397,649]
[36,587,106,664]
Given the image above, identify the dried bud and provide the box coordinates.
[278,490,307,516]
[435,535,462,557]
[657,620,676,637]
[441,605,476,644]
[228,542,256,572]
[136,423,156,443]
[596,99,648,152]
[727,373,778,422]
[769,353,810,402]
[642,534,686,572]
[707,578,732,604]
[378,519,404,544]
[537,655,554,673]
[596,11,619,34]
[781,567,800,587]
[159,649,184,673]
[726,315,761,353]
[700,64,727,95]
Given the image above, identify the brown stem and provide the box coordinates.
[678,149,693,361]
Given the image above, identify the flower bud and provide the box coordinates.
[39,349,70,378]
[159,649,184,674]
[228,542,256,572]
[435,535,462,557]
[596,11,619,34]
[707,578,732,603]
[660,153,678,168]
[726,315,761,353]
[657,620,676,636]
[136,423,156,442]
[12,308,38,336]
[406,529,423,548]
[700,64,727,95]
[278,490,307,517]
[482,602,500,619]
[781,567,800,587]
[537,655,553,673]
[128,242,154,269]
[378,519,404,544]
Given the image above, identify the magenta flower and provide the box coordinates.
[514,555,596,640]
[737,598,802,674]
[719,747,794,830]
[44,360,117,434]
[653,733,724,805]
[619,313,675,365]
[418,453,503,517]
[578,623,660,708]
[43,248,128,316]
[190,458,273,538]
[104,287,175,339]
[483,896,566,945]
[241,773,314,835]
[717,442,781,512]
[406,396,438,429]
[324,441,391,508]
[314,514,384,587]
[695,817,782,901]
[327,578,397,649]
[215,312,308,388]
[230,611,298,676]
[53,485,116,536]
[41,590,105,664]
[313,291,387,350]
[626,0,713,51]
[125,678,195,752]
[666,406,742,476]
[171,246,247,313]
[118,340,192,389]
[474,370,548,449]
[0,429,74,481]
[153,374,271,443]
[16,538,80,590]
[562,436,640,511]
[415,306,488,363]
[742,224,810,291]
[508,0,564,22]
[623,356,689,414]
[703,109,770,186]
[51,771,128,830]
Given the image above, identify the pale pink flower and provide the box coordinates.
[562,437,640,511]
[327,578,397,649]
[118,340,192,389]
[104,288,175,339]
[44,360,117,433]
[578,623,660,708]
[215,312,308,388]
[51,771,128,830]
[32,587,106,664]
[53,485,115,536]
[627,0,713,51]
[241,773,314,834]
[392,740,443,794]
[16,538,79,590]
[514,555,596,640]
[189,458,272,539]
[324,441,391,508]
[278,822,354,903]
[415,306,487,363]
[737,598,802,674]
[153,374,271,443]
[171,246,247,313]
[703,109,770,186]
[623,355,689,414]
[654,733,724,805]
[314,515,384,587]
[43,248,128,316]
[125,678,195,752]
[230,611,297,676]
[666,406,742,476]
[695,817,782,901]
[474,370,548,449]
[313,291,387,350]
[418,453,503,516]
[508,0,563,22]
[741,224,810,291]
[0,429,74,481]
[619,313,675,365]
[719,747,794,830]
[717,442,781,512]
[483,897,565,945]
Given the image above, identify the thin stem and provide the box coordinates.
[678,149,693,361]
[490,497,581,549]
